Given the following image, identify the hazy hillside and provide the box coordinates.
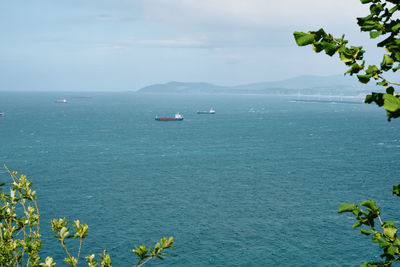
[232,75,363,90]
[137,75,375,96]
[138,81,227,94]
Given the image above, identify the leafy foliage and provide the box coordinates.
[294,0,400,121]
[338,187,400,266]
[132,237,175,267]
[294,0,400,265]
[0,165,175,266]
[0,166,42,266]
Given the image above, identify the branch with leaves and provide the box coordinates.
[51,218,89,266]
[0,165,175,266]
[293,1,400,265]
[294,0,400,121]
[133,237,175,267]
[338,185,400,266]
[0,165,42,266]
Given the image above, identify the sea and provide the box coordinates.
[0,92,399,266]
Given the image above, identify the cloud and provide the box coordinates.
[133,0,371,50]
[127,38,207,47]
[97,15,123,21]
[208,52,248,65]
[139,0,369,28]
[96,37,210,50]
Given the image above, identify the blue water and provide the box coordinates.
[0,92,399,266]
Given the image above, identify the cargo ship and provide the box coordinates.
[197,108,215,114]
[55,99,68,103]
[155,113,184,121]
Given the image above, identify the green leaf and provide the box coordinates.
[64,256,77,267]
[381,54,394,71]
[386,87,394,95]
[393,238,400,246]
[133,244,150,260]
[377,35,395,48]
[384,54,394,65]
[389,5,399,14]
[360,199,378,212]
[378,237,391,248]
[338,203,357,213]
[353,207,362,216]
[377,80,388,87]
[383,94,400,112]
[372,232,381,243]
[353,221,362,228]
[370,30,382,39]
[385,221,395,227]
[312,42,324,53]
[313,28,327,41]
[340,52,355,64]
[293,32,315,46]
[383,224,398,240]
[365,93,384,106]
[387,245,398,256]
[360,21,379,31]
[60,227,69,241]
[39,257,56,267]
[361,228,374,236]
[393,64,400,72]
[322,41,338,56]
[392,52,400,63]
[393,184,400,197]
[365,65,380,79]
[357,74,372,84]
[382,221,397,240]
[391,23,400,32]
[370,4,384,16]
[345,63,363,75]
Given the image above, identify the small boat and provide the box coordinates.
[155,113,184,121]
[0,112,3,116]
[197,108,215,114]
[55,99,68,103]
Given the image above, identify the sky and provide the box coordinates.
[0,0,384,91]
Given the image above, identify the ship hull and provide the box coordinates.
[155,118,184,121]
[197,112,215,114]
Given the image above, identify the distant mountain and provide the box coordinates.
[138,81,227,94]
[137,75,374,96]
[232,75,363,90]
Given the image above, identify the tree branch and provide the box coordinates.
[135,256,153,267]
[76,236,83,266]
[379,75,400,87]
[61,240,72,260]
[378,215,383,227]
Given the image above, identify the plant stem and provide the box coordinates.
[135,256,153,267]
[61,240,72,260]
[76,236,83,266]
[379,75,400,86]
[135,246,167,267]
[20,226,27,266]
[34,200,40,232]
[378,215,383,226]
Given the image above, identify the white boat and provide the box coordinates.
[55,99,68,103]
[197,108,215,114]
